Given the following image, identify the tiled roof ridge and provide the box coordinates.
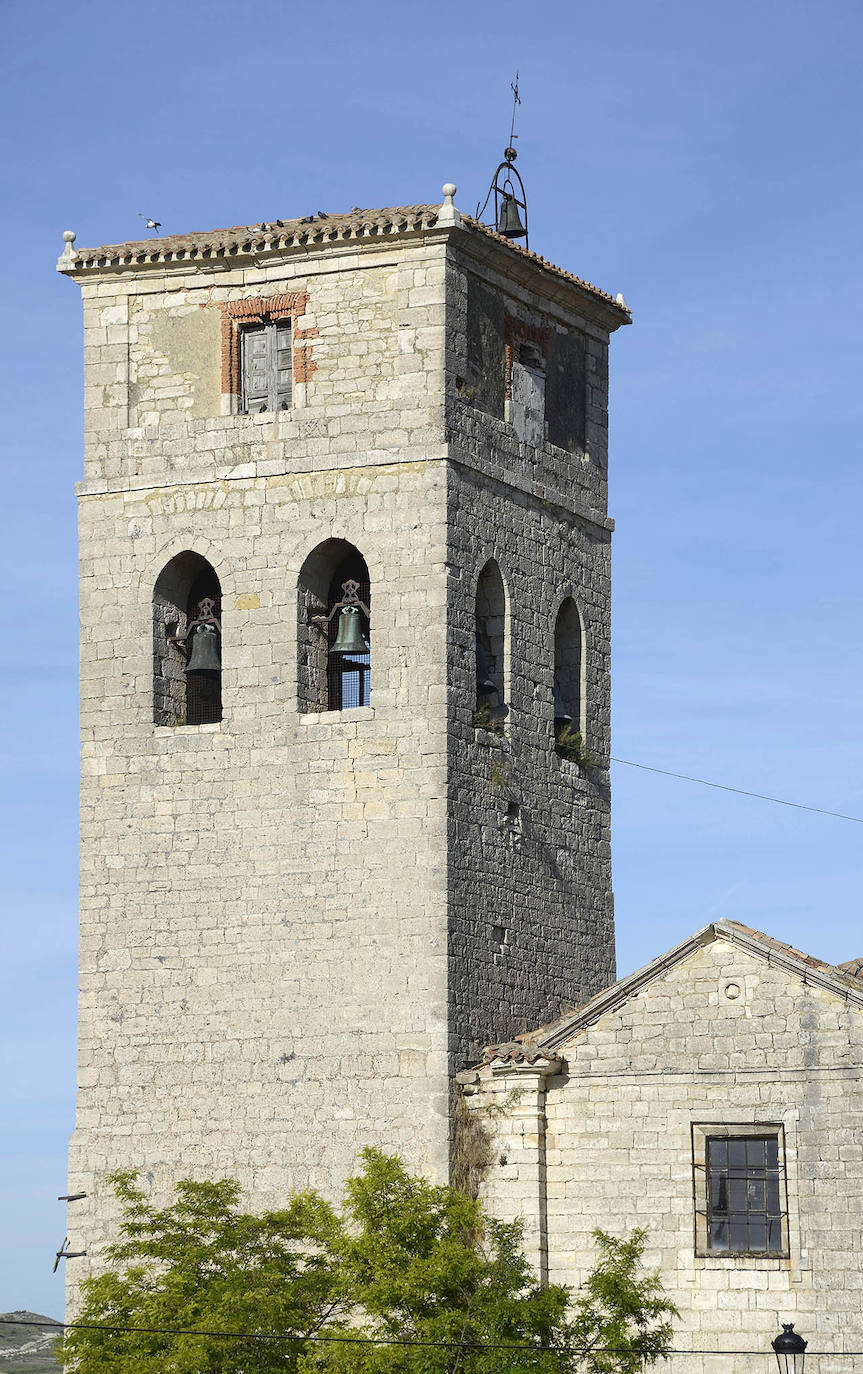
[61,203,630,316]
[720,919,863,984]
[67,204,441,267]
[459,214,624,309]
[479,1040,562,1067]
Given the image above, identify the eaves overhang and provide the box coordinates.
[56,202,632,332]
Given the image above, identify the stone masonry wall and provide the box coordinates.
[470,937,863,1374]
[66,220,622,1305]
[69,235,454,1302]
[443,241,616,1069]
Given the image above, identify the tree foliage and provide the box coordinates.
[58,1150,676,1374]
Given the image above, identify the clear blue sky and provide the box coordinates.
[2,0,862,1318]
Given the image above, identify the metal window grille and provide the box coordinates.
[706,1135,785,1253]
[241,321,292,413]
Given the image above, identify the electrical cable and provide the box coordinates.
[0,1316,855,1357]
[610,757,863,824]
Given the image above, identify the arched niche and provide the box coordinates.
[553,596,584,747]
[153,551,222,726]
[297,540,371,713]
[475,559,508,725]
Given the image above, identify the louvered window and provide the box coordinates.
[241,321,292,413]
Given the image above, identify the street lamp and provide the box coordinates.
[772,1323,807,1374]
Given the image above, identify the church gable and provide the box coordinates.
[541,925,863,1076]
[462,920,863,1366]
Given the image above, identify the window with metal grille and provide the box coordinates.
[241,321,292,413]
[693,1126,788,1257]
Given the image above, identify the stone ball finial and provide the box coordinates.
[438,184,461,228]
[63,230,77,244]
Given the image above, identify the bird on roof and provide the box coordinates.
[138,214,162,233]
[317,211,328,219]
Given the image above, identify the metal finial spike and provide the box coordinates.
[509,72,522,149]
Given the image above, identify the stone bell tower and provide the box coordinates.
[58,184,629,1289]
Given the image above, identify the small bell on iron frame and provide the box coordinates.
[476,74,529,248]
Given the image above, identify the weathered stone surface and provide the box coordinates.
[64,209,623,1309]
[466,926,863,1372]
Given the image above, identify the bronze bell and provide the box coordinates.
[497,192,526,240]
[553,682,572,730]
[332,606,368,656]
[476,638,496,695]
[186,623,221,673]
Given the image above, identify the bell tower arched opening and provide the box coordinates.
[153,552,222,726]
[474,559,508,727]
[553,596,584,753]
[298,540,371,713]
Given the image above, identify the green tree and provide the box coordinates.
[567,1230,678,1374]
[58,1151,677,1374]
[57,1173,342,1373]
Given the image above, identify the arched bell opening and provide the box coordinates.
[553,597,584,756]
[297,540,371,714]
[153,552,222,726]
[474,559,508,728]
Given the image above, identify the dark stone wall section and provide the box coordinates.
[464,278,506,418]
[546,329,587,454]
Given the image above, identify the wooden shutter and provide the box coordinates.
[242,326,270,413]
[241,321,293,413]
[275,322,292,410]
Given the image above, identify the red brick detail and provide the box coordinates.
[216,293,317,398]
[504,315,550,401]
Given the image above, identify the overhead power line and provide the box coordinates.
[611,756,863,824]
[0,1316,856,1357]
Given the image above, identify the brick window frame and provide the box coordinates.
[504,316,549,402]
[692,1123,789,1259]
[218,293,317,411]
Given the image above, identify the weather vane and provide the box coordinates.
[476,73,529,248]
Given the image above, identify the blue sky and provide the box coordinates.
[2,0,862,1318]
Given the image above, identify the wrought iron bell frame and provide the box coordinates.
[476,148,529,250]
[310,576,372,710]
[309,578,371,641]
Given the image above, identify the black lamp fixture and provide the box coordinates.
[772,1323,807,1374]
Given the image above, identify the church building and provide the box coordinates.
[57,182,861,1369]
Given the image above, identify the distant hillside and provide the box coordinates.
[0,1313,61,1373]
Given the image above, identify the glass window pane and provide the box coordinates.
[709,1139,727,1166]
[729,1176,746,1210]
[768,1218,783,1251]
[765,1138,779,1167]
[749,1219,767,1251]
[748,1178,765,1211]
[767,1175,781,1213]
[729,1216,748,1250]
[710,1219,728,1249]
[728,1140,746,1168]
[710,1173,727,1210]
